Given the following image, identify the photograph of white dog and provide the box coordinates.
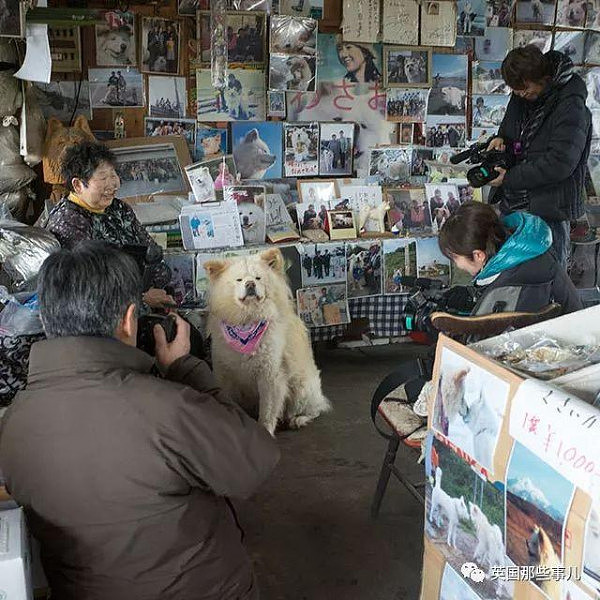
[368,148,412,186]
[383,46,431,88]
[557,0,588,27]
[432,347,509,471]
[319,122,354,177]
[506,441,575,600]
[226,185,267,245]
[95,11,136,67]
[425,436,513,599]
[584,31,600,65]
[284,122,319,177]
[204,248,331,435]
[582,502,600,593]
[346,242,382,298]
[232,122,283,180]
[513,28,553,51]
[428,53,468,117]
[516,0,556,23]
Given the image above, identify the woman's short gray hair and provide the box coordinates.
[38,241,142,339]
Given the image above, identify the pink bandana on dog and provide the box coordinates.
[220,320,269,355]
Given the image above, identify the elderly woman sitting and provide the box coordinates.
[46,141,172,308]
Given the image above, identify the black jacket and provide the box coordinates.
[490,51,592,222]
[472,250,583,316]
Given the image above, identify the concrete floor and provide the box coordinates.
[239,344,426,600]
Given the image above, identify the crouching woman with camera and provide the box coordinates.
[438,202,582,316]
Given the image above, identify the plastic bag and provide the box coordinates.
[0,125,36,194]
[0,286,43,336]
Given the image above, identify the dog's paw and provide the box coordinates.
[288,415,314,429]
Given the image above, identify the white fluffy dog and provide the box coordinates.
[204,249,331,435]
[428,467,469,548]
[469,502,505,568]
[321,147,334,172]
[527,526,561,599]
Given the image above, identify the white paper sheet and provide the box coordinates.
[15,24,52,84]
[509,379,600,501]
[179,202,244,250]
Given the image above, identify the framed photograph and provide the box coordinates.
[106,136,192,203]
[346,241,382,298]
[232,121,283,180]
[297,284,350,328]
[145,117,196,146]
[198,11,266,67]
[368,147,412,186]
[0,0,24,38]
[319,122,354,176]
[33,81,92,123]
[269,54,317,92]
[95,11,136,67]
[195,127,228,161]
[383,46,431,88]
[327,210,357,240]
[185,164,217,203]
[88,67,144,108]
[148,75,186,118]
[141,17,181,74]
[386,88,430,123]
[297,179,338,204]
[284,122,319,177]
[196,68,266,121]
[267,91,286,117]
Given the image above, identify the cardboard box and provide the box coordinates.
[0,508,33,600]
[472,304,600,403]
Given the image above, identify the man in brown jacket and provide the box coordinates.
[0,241,280,600]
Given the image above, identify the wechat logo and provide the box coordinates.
[461,562,486,583]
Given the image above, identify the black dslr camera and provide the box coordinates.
[402,277,477,340]
[450,138,514,188]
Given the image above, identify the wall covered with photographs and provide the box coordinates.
[32,0,600,337]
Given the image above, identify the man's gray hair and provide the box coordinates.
[38,241,142,339]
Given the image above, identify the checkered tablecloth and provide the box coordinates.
[310,294,410,341]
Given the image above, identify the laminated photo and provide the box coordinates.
[141,17,181,74]
[426,438,513,599]
[416,237,451,284]
[164,252,195,305]
[225,185,267,245]
[368,147,412,186]
[506,441,575,599]
[148,76,186,118]
[179,202,244,250]
[386,88,430,123]
[327,210,357,240]
[426,120,466,148]
[298,200,331,236]
[582,502,600,593]
[346,241,382,298]
[556,0,587,26]
[286,33,396,177]
[145,117,196,146]
[420,1,458,47]
[95,11,136,67]
[475,27,514,61]
[585,32,600,65]
[184,164,217,203]
[297,283,350,327]
[284,122,319,177]
[194,155,238,191]
[383,238,417,293]
[270,15,317,56]
[587,0,600,28]
[411,149,434,180]
[383,47,431,88]
[33,81,92,122]
[432,346,509,470]
[472,61,510,94]
[513,28,552,51]
[319,122,354,176]
[428,53,468,117]
[232,121,283,180]
[399,123,414,145]
[554,31,585,65]
[88,68,144,108]
[269,54,317,92]
[472,94,510,129]
[585,68,600,109]
[197,10,266,67]
[457,0,487,36]
[426,183,461,232]
[297,179,338,204]
[516,0,557,23]
[385,187,432,235]
[486,0,515,26]
[194,127,228,161]
[267,91,286,117]
[300,243,346,286]
[196,68,266,121]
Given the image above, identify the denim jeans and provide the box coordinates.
[548,220,571,269]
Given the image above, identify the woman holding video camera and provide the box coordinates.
[45,141,173,309]
[438,202,582,316]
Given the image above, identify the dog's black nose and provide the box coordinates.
[245,280,257,296]
[243,216,249,225]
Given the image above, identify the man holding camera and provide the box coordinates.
[0,242,280,600]
[487,45,592,266]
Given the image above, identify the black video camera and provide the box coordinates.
[450,138,514,188]
[402,277,477,340]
